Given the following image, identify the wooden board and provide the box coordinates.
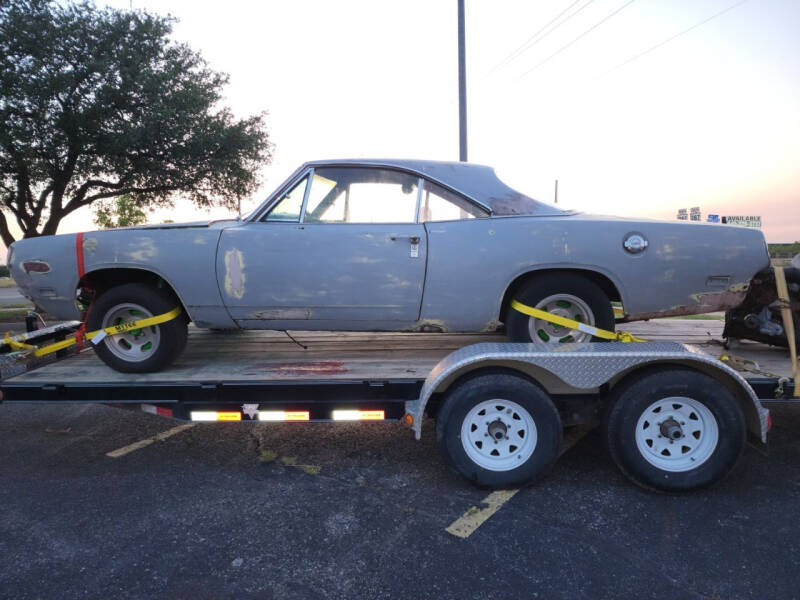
[4,320,795,384]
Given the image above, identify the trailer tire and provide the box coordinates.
[87,283,188,373]
[604,367,746,492]
[436,372,562,488]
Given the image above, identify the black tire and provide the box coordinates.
[436,371,562,488]
[505,273,615,343]
[603,367,746,492]
[87,282,188,373]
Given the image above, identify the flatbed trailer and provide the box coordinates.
[0,319,796,491]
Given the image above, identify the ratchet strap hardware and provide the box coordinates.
[510,299,647,343]
[3,307,182,359]
[718,354,783,380]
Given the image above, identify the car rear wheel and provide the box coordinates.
[87,282,188,373]
[505,273,615,344]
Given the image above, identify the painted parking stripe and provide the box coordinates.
[105,423,195,458]
[445,423,596,539]
[445,489,519,538]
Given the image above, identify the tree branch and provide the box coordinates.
[0,212,16,248]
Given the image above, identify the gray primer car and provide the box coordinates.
[7,159,770,372]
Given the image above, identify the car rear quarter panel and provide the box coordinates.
[420,215,769,329]
[8,233,81,319]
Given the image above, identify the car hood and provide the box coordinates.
[103,219,240,231]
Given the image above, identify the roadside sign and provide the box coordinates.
[722,215,762,228]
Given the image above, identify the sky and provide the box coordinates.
[46,0,800,242]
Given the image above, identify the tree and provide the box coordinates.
[0,0,271,247]
[93,194,147,229]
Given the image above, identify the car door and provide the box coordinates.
[216,166,427,329]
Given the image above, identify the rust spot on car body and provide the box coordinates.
[408,319,449,333]
[251,309,312,320]
[622,286,749,321]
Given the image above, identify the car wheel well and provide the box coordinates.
[499,268,622,324]
[78,268,188,317]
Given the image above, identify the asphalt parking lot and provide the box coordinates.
[2,402,800,600]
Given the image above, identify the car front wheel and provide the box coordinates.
[505,273,615,344]
[87,282,188,373]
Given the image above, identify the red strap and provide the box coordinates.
[75,232,85,279]
[75,323,86,352]
[75,304,92,353]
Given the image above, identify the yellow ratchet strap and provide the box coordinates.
[510,299,647,343]
[4,307,182,358]
[774,267,799,397]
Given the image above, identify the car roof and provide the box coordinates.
[302,159,567,216]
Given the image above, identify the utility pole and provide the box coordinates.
[457,0,468,162]
[554,179,558,204]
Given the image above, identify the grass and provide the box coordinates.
[0,307,32,321]
[664,313,725,321]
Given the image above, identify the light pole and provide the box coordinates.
[457,0,467,162]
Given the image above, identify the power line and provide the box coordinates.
[601,0,751,77]
[517,0,637,80]
[483,0,591,78]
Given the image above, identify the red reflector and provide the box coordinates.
[156,407,173,418]
[767,412,773,431]
[23,261,50,273]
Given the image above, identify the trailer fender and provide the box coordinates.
[406,341,769,443]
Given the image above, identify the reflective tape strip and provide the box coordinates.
[510,299,646,343]
[332,409,385,421]
[259,411,310,421]
[191,411,242,422]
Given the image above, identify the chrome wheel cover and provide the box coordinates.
[100,302,160,363]
[528,293,595,344]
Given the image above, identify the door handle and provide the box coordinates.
[390,234,420,244]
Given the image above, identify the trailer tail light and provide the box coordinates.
[332,409,385,421]
[190,411,242,421]
[258,411,310,422]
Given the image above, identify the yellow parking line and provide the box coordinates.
[106,423,195,458]
[445,489,519,538]
[446,423,597,539]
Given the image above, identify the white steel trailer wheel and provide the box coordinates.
[101,302,161,362]
[436,372,562,488]
[527,293,596,344]
[604,367,746,492]
[634,396,719,472]
[460,399,538,472]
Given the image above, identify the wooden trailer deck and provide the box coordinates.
[3,319,795,385]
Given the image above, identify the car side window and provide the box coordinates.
[264,176,308,222]
[420,180,488,222]
[304,167,418,224]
